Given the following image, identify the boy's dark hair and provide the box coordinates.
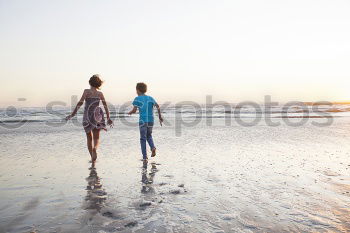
[136,82,147,93]
[89,74,103,89]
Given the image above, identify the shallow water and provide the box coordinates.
[0,118,349,232]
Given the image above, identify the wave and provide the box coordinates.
[0,105,349,124]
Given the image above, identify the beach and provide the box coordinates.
[2,0,350,231]
[0,108,350,233]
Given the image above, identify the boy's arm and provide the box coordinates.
[128,106,137,115]
[66,90,87,120]
[155,102,163,126]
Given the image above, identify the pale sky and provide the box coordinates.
[1,0,350,107]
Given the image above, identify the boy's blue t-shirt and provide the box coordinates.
[132,95,156,123]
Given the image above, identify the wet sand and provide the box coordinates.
[0,118,349,232]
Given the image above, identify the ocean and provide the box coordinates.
[0,103,349,232]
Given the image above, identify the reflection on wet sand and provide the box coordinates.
[141,161,158,194]
[83,164,107,216]
[0,198,40,232]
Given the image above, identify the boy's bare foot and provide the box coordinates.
[151,148,156,157]
[92,148,97,162]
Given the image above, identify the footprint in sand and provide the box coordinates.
[170,189,181,194]
[124,221,138,228]
[323,170,341,177]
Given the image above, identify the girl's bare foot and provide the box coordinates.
[151,148,156,157]
[92,148,97,162]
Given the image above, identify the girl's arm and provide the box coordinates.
[66,90,87,120]
[100,92,113,126]
[155,103,163,126]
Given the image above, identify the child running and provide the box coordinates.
[128,82,163,161]
[66,74,113,162]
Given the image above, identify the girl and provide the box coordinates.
[66,74,113,162]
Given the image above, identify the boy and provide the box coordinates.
[128,82,163,160]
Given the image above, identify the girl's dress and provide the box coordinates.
[83,97,106,133]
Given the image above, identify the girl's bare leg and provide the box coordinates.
[92,128,101,162]
[86,132,93,159]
